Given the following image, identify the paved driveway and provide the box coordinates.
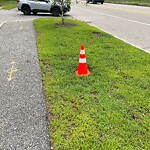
[0,9,50,150]
[0,8,51,28]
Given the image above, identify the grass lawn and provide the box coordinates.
[0,0,16,10]
[34,18,150,149]
[105,0,150,6]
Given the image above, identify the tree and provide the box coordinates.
[53,0,71,25]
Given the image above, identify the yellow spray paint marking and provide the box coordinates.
[7,62,17,81]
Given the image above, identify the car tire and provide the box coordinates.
[22,6,31,15]
[52,7,60,17]
[86,0,89,3]
[101,2,104,4]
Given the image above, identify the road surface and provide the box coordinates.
[70,2,150,53]
[0,9,50,150]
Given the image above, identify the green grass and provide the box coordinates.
[105,0,150,7]
[34,18,150,149]
[0,0,16,10]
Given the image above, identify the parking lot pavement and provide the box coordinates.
[0,19,50,149]
[0,8,51,28]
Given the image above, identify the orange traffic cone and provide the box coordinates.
[75,45,90,76]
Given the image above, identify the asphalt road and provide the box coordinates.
[0,10,50,150]
[70,2,150,53]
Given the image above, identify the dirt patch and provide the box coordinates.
[92,32,103,38]
[55,22,77,28]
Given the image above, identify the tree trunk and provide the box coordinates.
[61,0,64,25]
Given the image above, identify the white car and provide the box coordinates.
[17,0,71,16]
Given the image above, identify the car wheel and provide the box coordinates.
[52,8,60,17]
[22,6,31,15]
[101,2,104,4]
[86,0,89,3]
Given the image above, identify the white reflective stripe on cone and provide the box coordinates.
[79,58,86,63]
[80,50,85,54]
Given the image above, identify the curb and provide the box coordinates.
[0,21,7,29]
